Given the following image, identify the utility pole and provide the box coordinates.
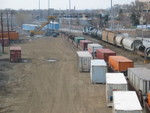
[1,13,4,53]
[48,0,50,16]
[111,0,114,30]
[39,0,41,21]
[6,13,10,45]
[11,11,13,31]
[69,0,71,32]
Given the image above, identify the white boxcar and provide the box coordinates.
[113,91,142,113]
[90,59,107,83]
[128,68,150,95]
[106,73,127,107]
[77,51,93,72]
[88,43,103,57]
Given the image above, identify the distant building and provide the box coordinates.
[137,0,150,24]
[138,0,150,12]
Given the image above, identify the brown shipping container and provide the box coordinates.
[80,40,92,50]
[0,38,9,46]
[96,49,116,62]
[10,46,21,62]
[102,30,108,42]
[108,56,133,72]
[0,31,19,40]
[107,31,118,45]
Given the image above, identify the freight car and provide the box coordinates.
[82,26,149,59]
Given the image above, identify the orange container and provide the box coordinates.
[108,56,134,72]
[0,31,19,40]
[148,92,150,106]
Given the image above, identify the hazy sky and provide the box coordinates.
[0,0,135,10]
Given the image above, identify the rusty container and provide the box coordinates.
[96,49,116,62]
[0,31,19,40]
[80,40,92,50]
[0,38,9,46]
[10,46,21,62]
[108,56,134,72]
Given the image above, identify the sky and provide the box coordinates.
[0,0,135,10]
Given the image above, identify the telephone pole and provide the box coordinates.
[6,13,10,45]
[1,13,4,53]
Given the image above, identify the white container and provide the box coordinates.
[88,43,103,57]
[113,91,142,113]
[106,73,127,107]
[90,59,107,83]
[128,68,150,95]
[77,51,93,72]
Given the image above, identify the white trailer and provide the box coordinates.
[113,91,142,113]
[77,51,93,72]
[106,73,127,107]
[90,59,107,83]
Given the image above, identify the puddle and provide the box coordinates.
[46,59,59,63]
[21,59,31,63]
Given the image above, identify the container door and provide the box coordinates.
[92,66,106,83]
[81,57,90,71]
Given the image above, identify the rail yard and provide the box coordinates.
[1,0,150,113]
[0,31,149,113]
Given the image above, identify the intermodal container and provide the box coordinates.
[128,68,150,95]
[80,40,92,50]
[113,91,142,113]
[88,43,103,57]
[106,73,127,107]
[108,56,134,72]
[0,31,19,40]
[10,46,21,62]
[77,51,93,72]
[74,37,85,44]
[90,59,107,83]
[96,49,116,62]
[0,38,9,46]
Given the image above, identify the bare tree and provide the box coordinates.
[130,0,144,25]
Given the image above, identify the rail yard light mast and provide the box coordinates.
[111,0,114,30]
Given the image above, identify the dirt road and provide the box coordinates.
[0,37,111,113]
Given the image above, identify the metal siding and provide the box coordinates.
[91,66,107,83]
